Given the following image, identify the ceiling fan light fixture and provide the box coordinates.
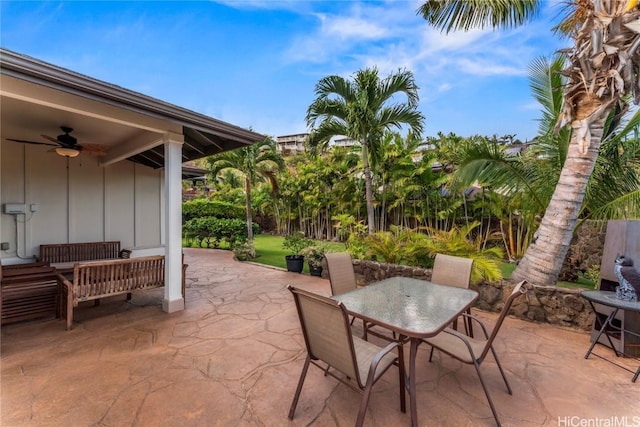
[55,147,80,158]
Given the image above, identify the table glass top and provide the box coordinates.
[581,290,640,312]
[332,276,478,338]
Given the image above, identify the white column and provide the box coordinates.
[162,132,185,313]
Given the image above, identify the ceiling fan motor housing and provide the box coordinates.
[57,127,77,147]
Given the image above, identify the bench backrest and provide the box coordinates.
[39,241,121,263]
[71,255,164,301]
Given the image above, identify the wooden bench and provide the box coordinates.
[57,255,187,330]
[38,241,122,263]
[1,261,58,325]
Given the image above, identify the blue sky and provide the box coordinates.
[1,1,566,141]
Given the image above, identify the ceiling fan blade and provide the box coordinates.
[6,138,58,147]
[79,143,109,156]
[41,134,62,145]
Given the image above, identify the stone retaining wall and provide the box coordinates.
[323,259,595,331]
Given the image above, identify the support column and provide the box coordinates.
[162,132,185,313]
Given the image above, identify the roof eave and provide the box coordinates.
[0,48,266,146]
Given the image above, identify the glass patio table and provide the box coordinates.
[332,276,479,427]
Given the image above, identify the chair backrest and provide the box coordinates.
[431,253,473,289]
[324,252,357,296]
[288,285,362,385]
[478,281,527,362]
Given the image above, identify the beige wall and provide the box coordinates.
[0,141,163,261]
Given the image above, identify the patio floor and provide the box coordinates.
[2,248,639,426]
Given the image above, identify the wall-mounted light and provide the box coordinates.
[55,147,80,158]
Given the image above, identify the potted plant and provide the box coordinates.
[282,231,312,273]
[300,245,327,276]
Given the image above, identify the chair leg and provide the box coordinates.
[428,346,435,362]
[465,308,474,338]
[355,381,375,427]
[473,361,502,427]
[490,347,512,395]
[288,356,311,420]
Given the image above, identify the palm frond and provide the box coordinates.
[417,0,540,33]
[587,189,640,220]
[528,54,566,137]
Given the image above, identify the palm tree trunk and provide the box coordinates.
[244,177,255,257]
[511,116,606,285]
[362,145,376,235]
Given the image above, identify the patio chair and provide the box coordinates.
[324,252,393,340]
[423,280,527,427]
[287,285,401,427]
[324,252,358,296]
[431,253,474,336]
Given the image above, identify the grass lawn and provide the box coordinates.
[251,234,345,273]
[500,260,595,289]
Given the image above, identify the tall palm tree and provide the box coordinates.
[419,0,640,285]
[306,67,425,234]
[207,138,284,256]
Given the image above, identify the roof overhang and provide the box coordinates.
[0,48,266,168]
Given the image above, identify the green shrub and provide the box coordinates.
[182,199,245,222]
[183,216,258,248]
[282,231,312,255]
[365,223,504,284]
[300,244,328,267]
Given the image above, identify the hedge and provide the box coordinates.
[183,216,259,248]
[182,199,245,222]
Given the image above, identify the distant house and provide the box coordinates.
[332,137,359,148]
[276,134,308,155]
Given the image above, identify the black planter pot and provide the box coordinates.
[309,265,323,277]
[285,255,305,273]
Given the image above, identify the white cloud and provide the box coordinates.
[457,58,526,76]
[319,14,388,40]
[421,27,489,53]
[437,83,452,92]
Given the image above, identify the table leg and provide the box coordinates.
[408,338,419,427]
[398,336,406,413]
[585,309,617,359]
[584,304,619,359]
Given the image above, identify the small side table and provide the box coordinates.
[581,290,640,382]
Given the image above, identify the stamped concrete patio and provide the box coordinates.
[1,248,639,426]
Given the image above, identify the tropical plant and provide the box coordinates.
[364,226,410,264]
[282,231,312,256]
[207,138,284,257]
[299,244,328,268]
[419,0,640,285]
[417,222,504,284]
[305,67,425,235]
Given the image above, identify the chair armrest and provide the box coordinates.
[436,328,480,359]
[460,312,491,339]
[365,341,400,384]
[56,273,73,292]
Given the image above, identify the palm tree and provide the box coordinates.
[306,67,425,234]
[419,0,640,285]
[207,138,284,257]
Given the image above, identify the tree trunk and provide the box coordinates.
[362,145,376,235]
[511,116,606,285]
[244,177,255,257]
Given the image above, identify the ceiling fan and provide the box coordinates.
[6,126,108,158]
